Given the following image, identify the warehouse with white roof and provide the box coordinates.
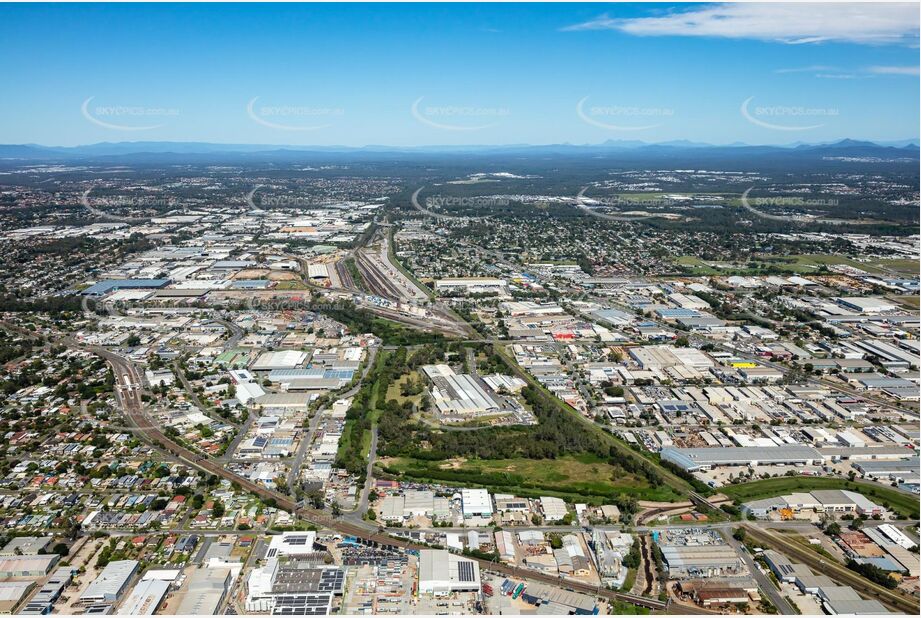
[417,550,480,595]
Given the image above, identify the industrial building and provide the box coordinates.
[835,297,899,314]
[661,445,822,471]
[742,489,882,519]
[519,582,596,614]
[0,554,59,578]
[266,531,319,559]
[116,578,170,615]
[246,559,345,614]
[854,457,920,483]
[417,550,480,595]
[763,550,890,615]
[461,488,493,518]
[81,278,171,296]
[79,560,139,605]
[252,350,309,371]
[378,490,452,522]
[18,567,72,615]
[0,536,52,556]
[435,277,508,295]
[174,567,232,615]
[307,263,330,280]
[659,544,744,578]
[539,496,569,522]
[421,364,504,420]
[0,581,33,614]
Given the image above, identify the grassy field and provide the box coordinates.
[273,280,308,290]
[378,453,683,504]
[889,295,920,309]
[674,256,723,275]
[721,477,919,519]
[384,371,424,406]
[869,258,919,275]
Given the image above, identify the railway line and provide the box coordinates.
[353,249,403,300]
[741,524,919,615]
[335,259,354,289]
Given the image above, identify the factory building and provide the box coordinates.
[417,550,480,595]
[174,567,233,615]
[18,567,73,615]
[0,536,52,556]
[659,545,744,578]
[742,490,882,519]
[661,445,822,471]
[117,579,170,615]
[81,278,171,296]
[0,582,34,614]
[835,297,898,314]
[519,582,596,614]
[461,488,493,518]
[435,278,508,295]
[252,350,309,371]
[307,263,330,280]
[246,559,345,615]
[79,560,139,606]
[0,554,59,579]
[421,364,503,420]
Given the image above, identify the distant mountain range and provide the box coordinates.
[0,138,917,161]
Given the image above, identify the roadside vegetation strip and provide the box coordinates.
[721,476,919,519]
[336,350,390,478]
[491,343,693,496]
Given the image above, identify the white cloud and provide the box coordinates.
[815,73,859,79]
[867,65,920,75]
[563,3,920,46]
[773,65,838,74]
[774,65,919,78]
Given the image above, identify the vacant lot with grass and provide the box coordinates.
[378,453,683,504]
[721,477,919,519]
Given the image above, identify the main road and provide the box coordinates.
[722,529,796,615]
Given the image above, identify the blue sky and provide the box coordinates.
[1,2,918,146]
